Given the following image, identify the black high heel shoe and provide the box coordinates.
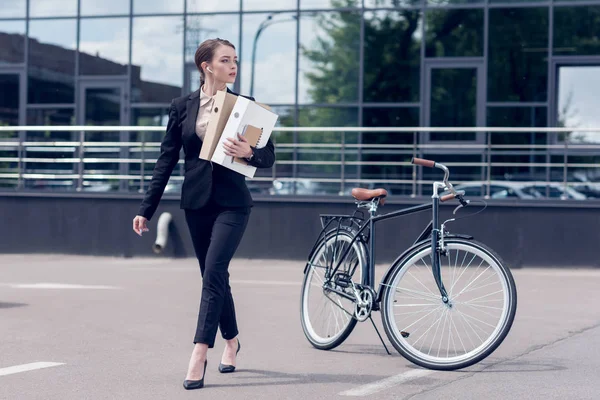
[183,359,207,390]
[218,340,241,373]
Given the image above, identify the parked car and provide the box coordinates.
[452,182,538,200]
[521,183,587,200]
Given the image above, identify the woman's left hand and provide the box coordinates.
[223,133,253,159]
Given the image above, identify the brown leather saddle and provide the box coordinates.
[351,188,388,205]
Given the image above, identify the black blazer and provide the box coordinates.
[137,88,275,220]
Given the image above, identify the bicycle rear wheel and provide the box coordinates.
[381,238,517,370]
[300,230,367,350]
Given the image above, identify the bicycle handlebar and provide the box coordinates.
[411,157,435,168]
[411,157,469,206]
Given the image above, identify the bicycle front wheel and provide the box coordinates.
[381,238,517,370]
[301,230,367,350]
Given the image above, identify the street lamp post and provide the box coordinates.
[250,14,273,98]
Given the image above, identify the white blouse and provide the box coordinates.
[195,88,217,141]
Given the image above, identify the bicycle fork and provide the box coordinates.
[432,184,451,305]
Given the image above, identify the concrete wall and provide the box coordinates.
[1,193,599,268]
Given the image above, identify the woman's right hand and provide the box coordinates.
[133,215,149,236]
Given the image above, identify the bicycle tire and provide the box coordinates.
[380,238,517,370]
[300,229,368,350]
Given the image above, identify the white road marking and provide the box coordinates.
[230,280,301,286]
[8,283,120,290]
[0,362,64,377]
[339,369,436,397]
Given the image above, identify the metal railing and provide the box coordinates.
[1,125,600,200]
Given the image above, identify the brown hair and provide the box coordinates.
[194,38,236,87]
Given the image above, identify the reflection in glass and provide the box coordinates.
[130,108,171,193]
[0,73,20,188]
[488,8,548,102]
[187,0,238,12]
[363,10,421,103]
[242,13,297,104]
[362,107,419,195]
[425,9,483,57]
[428,0,483,4]
[245,0,296,11]
[364,0,421,7]
[430,68,476,141]
[27,108,75,140]
[28,19,77,104]
[0,0,26,18]
[30,0,77,17]
[289,107,358,194]
[83,87,123,192]
[133,0,184,14]
[185,15,240,93]
[24,108,76,191]
[554,6,600,56]
[132,17,183,103]
[300,11,360,104]
[487,107,547,183]
[81,0,130,16]
[558,66,600,144]
[302,0,362,9]
[0,74,20,126]
[0,21,26,65]
[80,18,130,76]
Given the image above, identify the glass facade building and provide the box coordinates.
[1,0,599,198]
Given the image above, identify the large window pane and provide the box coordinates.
[129,108,172,193]
[277,107,358,195]
[362,107,419,196]
[0,21,26,65]
[245,0,296,11]
[300,11,360,104]
[487,107,547,184]
[365,0,422,7]
[30,0,77,17]
[430,67,477,141]
[558,66,600,132]
[187,0,239,12]
[0,0,26,18]
[554,6,600,56]
[302,0,362,9]
[0,74,20,126]
[133,0,184,14]
[185,15,240,93]
[132,16,183,103]
[363,10,421,103]
[425,9,483,57]
[28,19,77,104]
[80,18,129,76]
[489,8,548,102]
[25,108,76,191]
[428,0,484,5]
[242,13,297,104]
[81,0,130,16]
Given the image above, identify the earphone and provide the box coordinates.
[207,67,213,73]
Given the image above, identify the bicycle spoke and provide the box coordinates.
[395,286,441,300]
[454,263,491,298]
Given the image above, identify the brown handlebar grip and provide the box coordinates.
[411,157,435,168]
[440,193,456,202]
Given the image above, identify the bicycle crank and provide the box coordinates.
[354,286,375,322]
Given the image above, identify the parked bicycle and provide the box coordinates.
[300,157,517,370]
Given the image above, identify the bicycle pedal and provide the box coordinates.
[334,273,352,288]
[400,331,410,338]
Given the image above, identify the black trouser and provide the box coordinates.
[185,202,250,348]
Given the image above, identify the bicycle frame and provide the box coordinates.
[312,158,464,306]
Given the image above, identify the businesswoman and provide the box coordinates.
[132,38,275,390]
